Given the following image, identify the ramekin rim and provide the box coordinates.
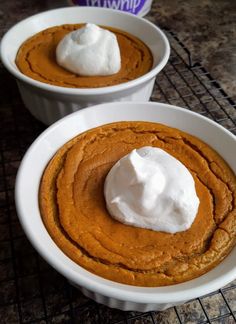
[15,101,236,304]
[0,6,170,95]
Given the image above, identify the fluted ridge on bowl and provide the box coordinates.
[17,78,156,124]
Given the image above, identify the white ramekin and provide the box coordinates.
[0,7,170,125]
[15,102,236,312]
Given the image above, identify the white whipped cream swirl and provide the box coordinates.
[104,147,200,233]
[56,23,121,76]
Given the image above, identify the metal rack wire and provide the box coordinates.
[0,30,235,323]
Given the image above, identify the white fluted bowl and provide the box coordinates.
[15,102,236,311]
[0,7,170,125]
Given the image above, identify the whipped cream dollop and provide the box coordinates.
[104,147,200,233]
[56,23,121,76]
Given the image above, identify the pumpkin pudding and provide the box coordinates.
[39,121,236,287]
[15,24,153,88]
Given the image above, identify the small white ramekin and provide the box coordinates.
[15,102,236,312]
[0,7,170,125]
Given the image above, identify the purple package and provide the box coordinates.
[68,0,153,16]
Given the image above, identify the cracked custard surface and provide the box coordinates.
[15,24,153,88]
[39,121,236,286]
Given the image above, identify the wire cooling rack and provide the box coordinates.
[0,29,236,324]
